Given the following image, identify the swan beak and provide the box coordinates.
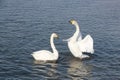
[55,34,59,39]
[56,35,59,39]
[69,20,72,24]
[69,19,75,24]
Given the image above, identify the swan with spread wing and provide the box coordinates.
[64,19,94,59]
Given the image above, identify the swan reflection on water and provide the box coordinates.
[32,60,59,79]
[67,58,93,79]
[32,56,93,79]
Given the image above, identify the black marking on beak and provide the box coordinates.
[69,20,72,24]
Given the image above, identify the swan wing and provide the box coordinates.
[78,32,82,41]
[32,50,55,60]
[78,35,94,54]
[63,37,71,42]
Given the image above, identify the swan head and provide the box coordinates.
[69,19,78,25]
[52,33,59,39]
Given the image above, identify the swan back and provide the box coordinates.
[32,50,57,61]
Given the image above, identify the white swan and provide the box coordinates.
[64,19,94,59]
[31,33,59,61]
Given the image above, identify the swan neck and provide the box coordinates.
[72,23,80,41]
[75,23,80,31]
[50,35,58,54]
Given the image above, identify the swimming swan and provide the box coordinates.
[64,19,94,59]
[31,33,59,61]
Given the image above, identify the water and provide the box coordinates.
[0,0,120,79]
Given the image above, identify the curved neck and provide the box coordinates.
[72,22,81,41]
[50,35,58,55]
[75,22,80,32]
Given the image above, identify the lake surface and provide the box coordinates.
[0,0,120,80]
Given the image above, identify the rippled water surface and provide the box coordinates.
[0,0,120,80]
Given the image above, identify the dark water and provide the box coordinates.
[0,0,120,79]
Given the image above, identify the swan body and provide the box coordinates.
[31,33,59,61]
[64,19,94,59]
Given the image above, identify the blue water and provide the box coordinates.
[0,0,120,79]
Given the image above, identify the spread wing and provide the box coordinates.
[63,37,71,42]
[78,35,94,54]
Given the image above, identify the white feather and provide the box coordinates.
[78,35,94,54]
[31,33,59,61]
[65,19,94,59]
